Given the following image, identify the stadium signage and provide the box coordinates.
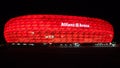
[61,22,90,28]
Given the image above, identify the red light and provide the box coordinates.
[4,14,114,43]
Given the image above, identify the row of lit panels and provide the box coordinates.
[7,20,110,24]
[5,28,112,32]
[11,15,109,24]
[6,38,112,43]
[6,36,111,40]
[4,28,113,32]
[4,31,113,35]
[6,22,112,28]
[5,24,113,30]
[11,15,104,20]
[5,35,112,40]
[4,32,112,35]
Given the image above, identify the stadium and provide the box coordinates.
[4,14,114,47]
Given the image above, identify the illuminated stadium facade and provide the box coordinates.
[4,14,114,46]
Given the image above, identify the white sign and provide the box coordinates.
[61,22,90,28]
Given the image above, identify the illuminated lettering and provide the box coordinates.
[61,22,90,28]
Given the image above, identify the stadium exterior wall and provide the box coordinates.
[4,14,114,44]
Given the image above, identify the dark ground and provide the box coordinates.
[1,47,120,68]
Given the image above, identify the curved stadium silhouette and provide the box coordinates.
[4,14,114,47]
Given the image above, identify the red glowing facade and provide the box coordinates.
[4,14,114,43]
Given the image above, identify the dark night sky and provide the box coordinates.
[0,0,120,43]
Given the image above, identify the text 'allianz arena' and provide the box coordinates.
[4,14,114,44]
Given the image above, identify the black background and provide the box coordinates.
[0,0,120,68]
